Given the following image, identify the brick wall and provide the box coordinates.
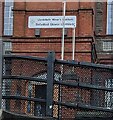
[12,2,96,62]
[11,37,92,62]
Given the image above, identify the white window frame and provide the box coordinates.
[4,1,14,36]
[9,6,13,18]
[107,0,113,34]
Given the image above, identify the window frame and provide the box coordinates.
[105,79,113,109]
[103,41,113,51]
[107,0,113,34]
[3,1,14,36]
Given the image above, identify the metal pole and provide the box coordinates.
[46,51,55,117]
[72,28,76,60]
[61,0,66,60]
[60,1,66,118]
[0,38,3,109]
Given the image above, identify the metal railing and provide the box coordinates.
[1,51,113,119]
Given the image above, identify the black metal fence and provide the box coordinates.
[1,52,113,119]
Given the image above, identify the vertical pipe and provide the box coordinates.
[61,0,66,60]
[60,1,66,118]
[72,28,76,60]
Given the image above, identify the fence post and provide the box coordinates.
[46,51,55,117]
[0,38,3,109]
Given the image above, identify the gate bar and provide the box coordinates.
[46,51,55,116]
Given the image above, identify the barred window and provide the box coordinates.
[4,0,14,36]
[103,41,113,51]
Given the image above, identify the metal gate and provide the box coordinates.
[1,52,113,119]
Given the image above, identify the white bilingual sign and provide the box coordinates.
[28,16,76,28]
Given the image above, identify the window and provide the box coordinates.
[2,41,12,110]
[4,42,12,54]
[34,85,46,116]
[2,59,12,110]
[27,82,32,113]
[4,0,14,36]
[107,0,113,34]
[105,79,113,108]
[103,41,113,51]
[15,82,21,112]
[27,72,61,115]
[27,101,31,113]
[16,84,21,96]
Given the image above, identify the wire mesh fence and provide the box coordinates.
[2,54,113,119]
[2,56,47,117]
[54,60,113,119]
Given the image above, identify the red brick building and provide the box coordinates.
[0,1,112,64]
[0,0,113,119]
[1,1,97,62]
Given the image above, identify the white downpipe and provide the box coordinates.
[72,28,76,60]
[61,0,66,60]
